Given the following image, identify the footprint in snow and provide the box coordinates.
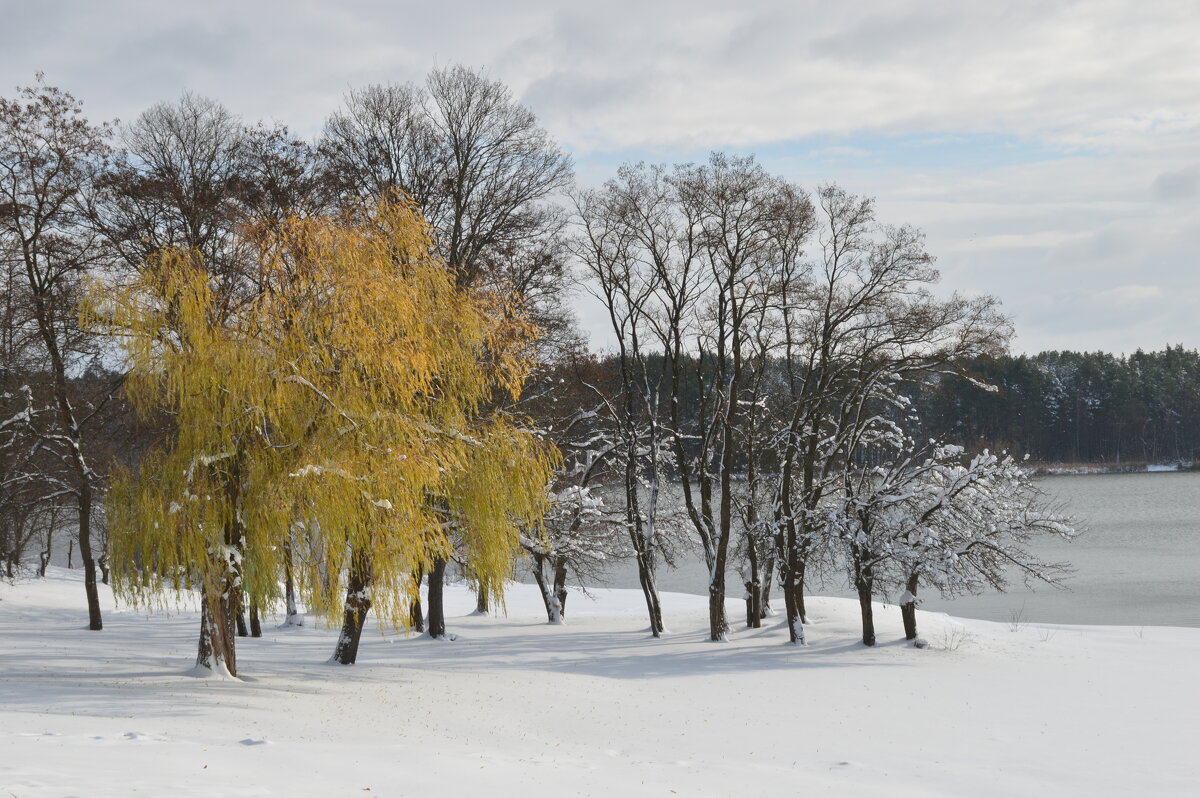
[240,738,270,745]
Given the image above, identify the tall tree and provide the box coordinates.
[322,64,574,287]
[0,77,111,628]
[98,197,553,673]
[574,175,675,637]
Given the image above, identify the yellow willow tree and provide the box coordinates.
[94,196,554,675]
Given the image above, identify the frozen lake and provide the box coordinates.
[559,470,1200,628]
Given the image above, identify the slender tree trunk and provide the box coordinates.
[901,573,920,640]
[474,576,489,615]
[552,558,569,620]
[794,560,809,625]
[708,484,731,642]
[39,526,53,577]
[283,537,302,626]
[76,483,103,630]
[249,600,262,638]
[408,566,425,632]
[531,554,560,624]
[426,556,447,639]
[635,551,664,636]
[760,552,775,617]
[32,294,102,631]
[235,597,249,637]
[781,533,806,645]
[331,549,372,665]
[856,565,876,647]
[745,540,761,629]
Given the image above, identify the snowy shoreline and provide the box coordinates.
[1031,461,1196,476]
[2,568,1197,797]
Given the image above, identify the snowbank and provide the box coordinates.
[1,568,1196,796]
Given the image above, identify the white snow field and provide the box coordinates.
[2,568,1197,797]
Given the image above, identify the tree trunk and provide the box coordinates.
[331,549,372,665]
[794,560,809,624]
[744,580,756,627]
[635,551,664,637]
[781,546,805,645]
[283,538,302,626]
[235,598,249,637]
[39,526,53,577]
[408,566,425,632]
[196,582,237,677]
[32,295,102,631]
[2,520,11,577]
[249,600,262,638]
[745,542,762,629]
[760,552,775,618]
[76,485,103,631]
[531,554,561,624]
[474,576,490,615]
[707,521,730,641]
[552,558,569,620]
[856,570,876,647]
[901,574,920,640]
[197,456,246,671]
[426,556,447,639]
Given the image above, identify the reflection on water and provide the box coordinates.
[548,471,1200,628]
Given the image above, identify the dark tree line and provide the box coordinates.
[913,346,1200,466]
[558,345,1200,470]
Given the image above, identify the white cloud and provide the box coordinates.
[2,0,1197,354]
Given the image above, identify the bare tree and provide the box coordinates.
[239,122,329,226]
[764,184,1009,644]
[522,483,625,624]
[0,77,112,628]
[91,92,256,309]
[322,64,573,285]
[574,179,676,636]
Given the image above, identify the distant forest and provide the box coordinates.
[913,346,1200,466]
[557,345,1200,469]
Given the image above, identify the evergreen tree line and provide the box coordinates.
[913,347,1200,466]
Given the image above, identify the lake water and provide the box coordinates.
[563,471,1200,628]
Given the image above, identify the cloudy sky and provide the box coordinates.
[4,0,1197,354]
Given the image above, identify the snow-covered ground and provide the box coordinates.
[2,568,1197,797]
